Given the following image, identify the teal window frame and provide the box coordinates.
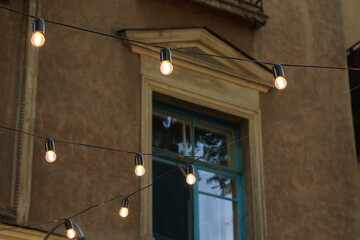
[152,101,246,240]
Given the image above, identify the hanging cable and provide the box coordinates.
[0,5,359,71]
[0,3,359,233]
[0,85,359,232]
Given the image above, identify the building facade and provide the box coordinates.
[0,0,359,239]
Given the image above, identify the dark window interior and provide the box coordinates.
[153,160,192,240]
[347,43,360,163]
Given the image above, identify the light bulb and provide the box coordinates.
[160,60,173,75]
[66,228,76,239]
[160,47,173,75]
[274,76,287,90]
[186,173,196,185]
[135,165,145,176]
[119,197,130,218]
[31,31,45,47]
[45,150,56,163]
[119,207,129,218]
[273,64,287,90]
[186,164,196,185]
[45,139,56,163]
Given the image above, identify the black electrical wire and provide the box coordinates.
[0,124,199,157]
[0,5,360,71]
[0,3,360,233]
[1,77,359,233]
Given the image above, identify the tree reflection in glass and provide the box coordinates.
[195,127,230,167]
[152,114,191,155]
[198,170,236,198]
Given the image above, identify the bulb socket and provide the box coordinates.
[64,219,74,231]
[121,197,130,208]
[33,18,45,34]
[134,153,144,166]
[273,64,285,79]
[186,164,194,175]
[160,47,172,63]
[45,139,55,152]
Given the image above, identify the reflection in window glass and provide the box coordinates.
[199,194,235,240]
[195,126,230,167]
[152,114,191,155]
[198,170,236,199]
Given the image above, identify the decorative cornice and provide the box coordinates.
[122,28,273,92]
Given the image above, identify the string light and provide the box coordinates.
[31,18,45,47]
[43,219,84,240]
[64,219,76,239]
[186,164,196,185]
[0,4,360,234]
[45,138,56,163]
[273,64,287,90]
[119,197,130,218]
[134,153,145,177]
[160,47,173,75]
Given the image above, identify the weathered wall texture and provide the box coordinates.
[0,1,27,216]
[0,0,359,239]
[342,0,360,49]
[256,1,360,239]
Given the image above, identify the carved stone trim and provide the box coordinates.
[0,223,66,240]
[12,0,41,225]
[124,28,268,240]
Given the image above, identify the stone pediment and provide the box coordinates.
[122,28,273,92]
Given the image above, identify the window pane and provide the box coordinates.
[153,160,191,240]
[199,194,235,240]
[198,170,236,199]
[194,123,235,168]
[152,113,191,155]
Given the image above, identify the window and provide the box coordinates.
[152,102,246,240]
[347,43,360,175]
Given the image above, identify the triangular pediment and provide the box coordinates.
[122,28,273,92]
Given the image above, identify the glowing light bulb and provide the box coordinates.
[135,165,145,176]
[273,64,287,90]
[186,173,196,185]
[45,139,56,163]
[134,154,145,176]
[45,150,57,163]
[31,31,45,47]
[31,18,45,47]
[274,76,287,90]
[119,207,129,218]
[64,219,76,239]
[66,228,76,239]
[119,197,130,218]
[160,60,173,75]
[186,164,196,185]
[160,47,173,75]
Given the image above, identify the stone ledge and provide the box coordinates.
[164,0,268,29]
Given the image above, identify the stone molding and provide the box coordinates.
[123,28,269,240]
[0,223,66,240]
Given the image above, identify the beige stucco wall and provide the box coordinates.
[256,1,360,239]
[0,0,359,239]
[342,0,360,49]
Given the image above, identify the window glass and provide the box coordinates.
[152,105,244,240]
[153,160,191,240]
[153,111,191,155]
[194,122,235,168]
[198,170,237,199]
[199,194,235,240]
[153,108,236,169]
